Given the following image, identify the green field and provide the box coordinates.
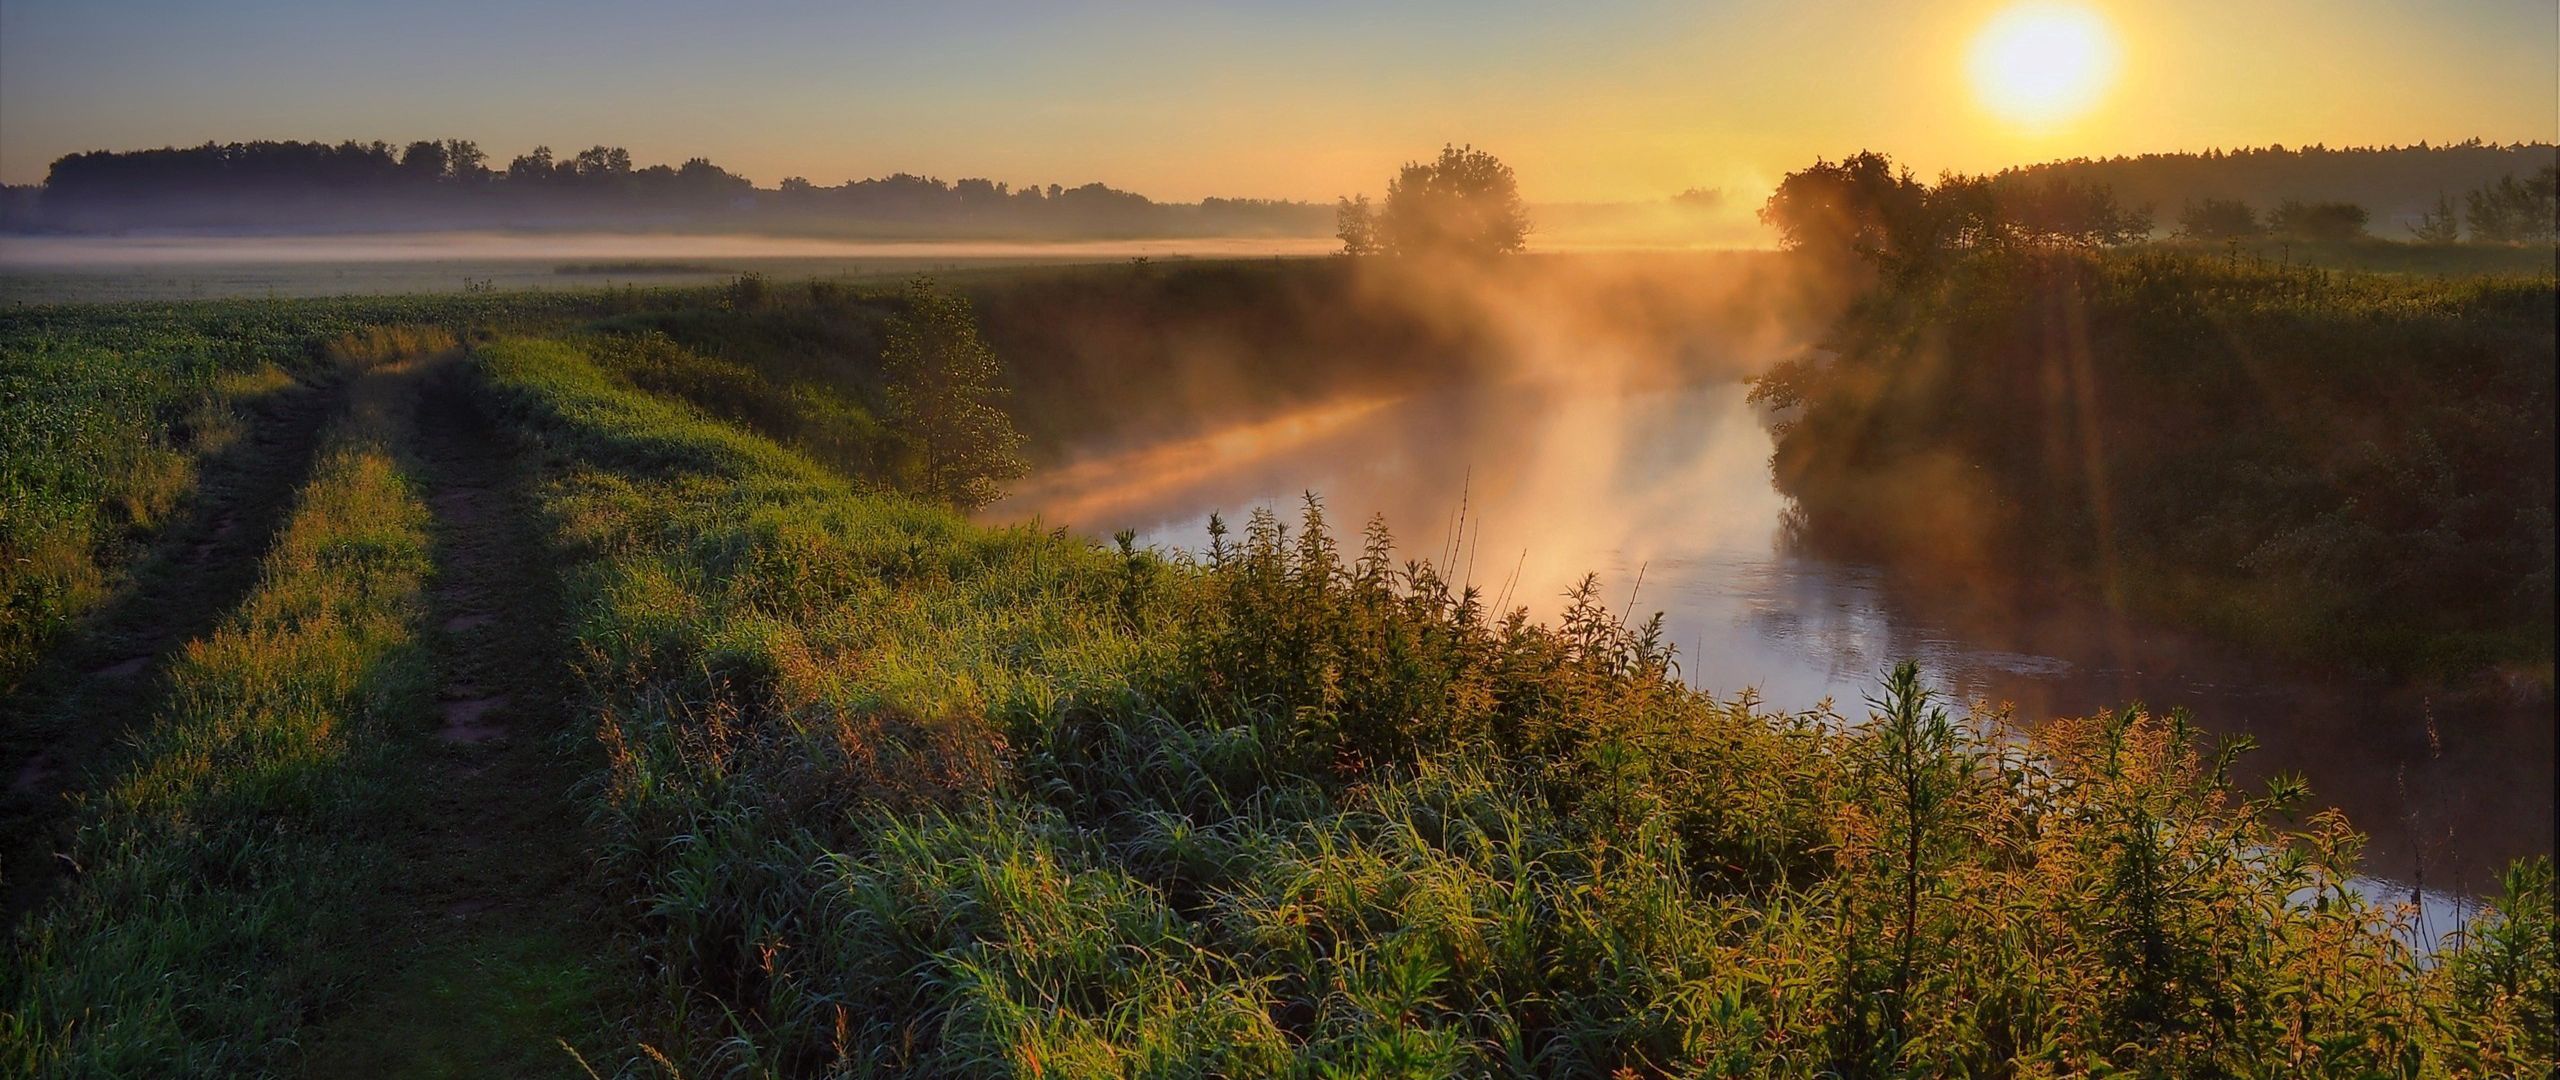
[1,261,2552,1077]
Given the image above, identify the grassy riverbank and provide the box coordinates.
[478,313,2551,1075]
[1752,248,2556,685]
[0,265,2550,1076]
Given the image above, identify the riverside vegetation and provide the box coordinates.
[1749,248,2556,681]
[0,259,2552,1077]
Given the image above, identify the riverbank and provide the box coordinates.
[1751,247,2557,688]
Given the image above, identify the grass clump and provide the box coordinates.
[0,364,437,1078]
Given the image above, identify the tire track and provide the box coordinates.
[299,356,615,1079]
[0,378,342,925]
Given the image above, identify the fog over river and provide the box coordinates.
[993,367,2555,944]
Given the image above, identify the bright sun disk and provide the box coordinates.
[1968,3,2120,129]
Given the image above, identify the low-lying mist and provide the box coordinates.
[977,251,2551,902]
[984,251,1842,616]
[0,231,1344,267]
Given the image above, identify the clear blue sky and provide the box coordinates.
[3,0,2552,200]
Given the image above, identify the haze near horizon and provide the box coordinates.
[4,0,2554,201]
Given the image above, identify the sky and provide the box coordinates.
[2,0,2553,202]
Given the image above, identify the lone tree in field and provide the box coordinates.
[2409,191,2463,243]
[1337,144,1529,258]
[882,279,1027,509]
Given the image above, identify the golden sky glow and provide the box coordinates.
[0,1,2551,202]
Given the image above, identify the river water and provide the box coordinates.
[991,371,2554,941]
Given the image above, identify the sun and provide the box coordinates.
[1967,3,2120,129]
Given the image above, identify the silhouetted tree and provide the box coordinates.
[2409,192,2462,243]
[399,140,449,183]
[1993,175,2152,246]
[508,146,555,184]
[1761,151,1932,266]
[1767,154,2145,274]
[1334,195,1379,255]
[2177,198,2262,240]
[2267,199,2369,241]
[2465,166,2558,244]
[881,279,1028,509]
[442,139,489,183]
[571,145,634,180]
[1369,144,1530,258]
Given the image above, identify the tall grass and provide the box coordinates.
[0,363,437,1078]
[480,328,2554,1077]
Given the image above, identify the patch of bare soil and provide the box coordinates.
[438,694,510,744]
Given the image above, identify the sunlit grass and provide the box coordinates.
[0,364,437,1078]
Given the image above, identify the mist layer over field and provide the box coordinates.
[0,232,1357,303]
[0,232,1347,266]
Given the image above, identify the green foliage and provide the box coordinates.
[585,329,894,479]
[879,279,1028,509]
[1750,247,2557,676]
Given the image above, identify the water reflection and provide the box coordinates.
[988,374,2554,920]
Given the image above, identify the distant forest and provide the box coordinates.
[0,137,2552,242]
[0,138,1330,239]
[1998,140,2556,236]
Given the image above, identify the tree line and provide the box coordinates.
[1993,140,2555,232]
[1758,150,2559,269]
[2174,164,2556,245]
[1755,151,2153,277]
[6,138,1329,237]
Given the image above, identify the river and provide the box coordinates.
[990,370,2555,944]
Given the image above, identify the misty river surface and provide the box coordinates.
[992,373,2555,937]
